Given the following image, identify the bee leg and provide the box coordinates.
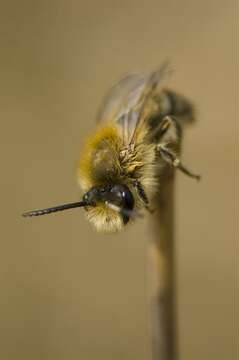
[157,144,201,180]
[133,180,149,204]
[155,115,173,138]
[151,115,181,144]
[132,180,155,212]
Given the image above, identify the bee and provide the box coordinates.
[23,63,200,232]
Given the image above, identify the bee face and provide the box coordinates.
[83,184,135,226]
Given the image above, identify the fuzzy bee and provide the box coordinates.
[23,63,200,232]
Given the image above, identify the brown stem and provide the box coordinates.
[149,173,177,360]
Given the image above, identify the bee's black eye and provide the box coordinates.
[121,187,134,210]
[111,185,134,224]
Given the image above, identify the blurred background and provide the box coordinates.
[0,1,238,359]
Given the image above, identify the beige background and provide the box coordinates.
[0,1,238,359]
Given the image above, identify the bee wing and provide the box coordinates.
[97,73,146,123]
[97,62,172,145]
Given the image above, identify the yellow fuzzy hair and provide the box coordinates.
[77,122,122,191]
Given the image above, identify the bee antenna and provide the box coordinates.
[22,201,87,218]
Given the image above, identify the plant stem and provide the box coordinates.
[150,174,177,360]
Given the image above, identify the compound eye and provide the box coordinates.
[121,188,134,211]
[111,185,134,211]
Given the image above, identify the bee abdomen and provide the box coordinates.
[160,89,195,123]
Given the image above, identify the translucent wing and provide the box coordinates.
[97,62,172,145]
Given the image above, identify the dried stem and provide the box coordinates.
[149,173,177,360]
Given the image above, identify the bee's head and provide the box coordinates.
[83,184,135,225]
[22,184,136,231]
